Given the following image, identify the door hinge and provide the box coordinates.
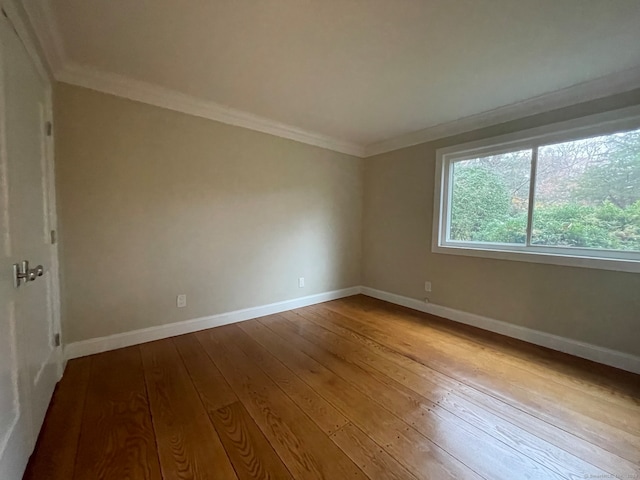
[50,229,56,244]
[54,333,61,347]
[45,121,53,137]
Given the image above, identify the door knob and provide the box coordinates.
[13,260,45,288]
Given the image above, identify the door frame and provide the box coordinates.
[1,0,63,378]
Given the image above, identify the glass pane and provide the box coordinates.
[532,127,640,251]
[449,149,531,244]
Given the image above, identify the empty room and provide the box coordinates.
[1,0,639,479]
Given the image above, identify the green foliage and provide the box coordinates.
[532,203,619,249]
[449,142,640,251]
[530,201,640,250]
[450,166,512,241]
[575,131,640,209]
[479,215,528,244]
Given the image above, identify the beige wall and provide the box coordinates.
[54,83,363,343]
[363,89,640,357]
[56,81,640,356]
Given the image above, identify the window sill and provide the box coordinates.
[432,243,640,273]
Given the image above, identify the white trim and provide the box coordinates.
[56,60,640,159]
[19,0,640,158]
[63,286,361,361]
[0,11,60,477]
[432,106,640,273]
[431,244,640,274]
[364,65,640,157]
[18,1,367,157]
[63,284,640,375]
[6,0,64,374]
[57,62,365,157]
[360,287,640,375]
[2,0,51,81]
[16,0,65,76]
[19,0,366,158]
[0,409,29,480]
[42,73,63,380]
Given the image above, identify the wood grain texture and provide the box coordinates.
[27,295,640,480]
[262,314,565,480]
[292,304,640,477]
[173,334,238,411]
[332,296,640,410]
[330,423,418,480]
[239,319,480,480]
[196,325,367,480]
[352,295,640,400]
[327,297,640,434]
[281,309,613,479]
[73,347,162,480]
[140,339,237,480]
[315,299,640,463]
[23,357,91,480]
[211,402,293,480]
[221,323,348,435]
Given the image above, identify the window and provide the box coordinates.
[433,106,640,272]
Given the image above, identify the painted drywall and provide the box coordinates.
[54,83,363,343]
[363,89,640,357]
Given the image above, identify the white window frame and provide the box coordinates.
[433,105,640,273]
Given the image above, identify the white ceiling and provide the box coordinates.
[28,0,640,155]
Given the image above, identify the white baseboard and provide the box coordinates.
[360,287,640,375]
[64,286,361,361]
[64,285,640,375]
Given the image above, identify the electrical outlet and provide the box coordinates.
[424,281,432,292]
[298,277,305,288]
[177,294,187,308]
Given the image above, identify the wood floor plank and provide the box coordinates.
[436,392,613,479]
[281,309,453,403]
[28,296,640,480]
[210,402,293,480]
[23,357,91,480]
[284,309,615,479]
[327,297,640,432]
[140,339,237,480]
[73,347,162,480]
[195,324,367,480]
[334,297,640,433]
[294,305,640,477]
[217,324,349,435]
[456,382,640,479]
[352,295,640,402]
[390,300,640,420]
[263,314,569,480]
[173,334,238,411]
[288,307,461,394]
[174,335,292,479]
[238,320,483,480]
[312,301,640,463]
[330,423,418,480]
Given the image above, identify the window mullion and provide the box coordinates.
[525,146,539,247]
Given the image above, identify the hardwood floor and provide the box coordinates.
[24,295,640,480]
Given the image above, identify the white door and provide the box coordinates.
[0,5,61,479]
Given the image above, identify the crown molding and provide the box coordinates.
[18,0,640,159]
[3,0,51,81]
[18,0,66,74]
[18,2,366,157]
[56,62,365,157]
[364,66,640,157]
